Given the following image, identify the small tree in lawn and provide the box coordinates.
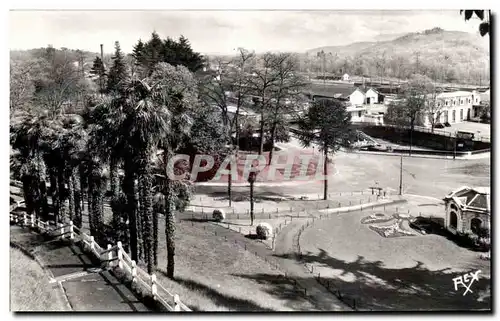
[296,99,352,200]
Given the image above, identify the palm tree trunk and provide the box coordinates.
[68,174,75,221]
[73,168,82,228]
[90,168,104,244]
[50,168,59,223]
[136,179,144,261]
[87,175,94,235]
[57,167,67,223]
[123,165,139,262]
[110,157,120,199]
[164,150,176,279]
[153,209,158,267]
[21,175,35,216]
[39,180,49,221]
[139,165,154,274]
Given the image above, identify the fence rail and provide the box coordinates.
[9,211,191,312]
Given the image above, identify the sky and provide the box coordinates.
[9,10,489,55]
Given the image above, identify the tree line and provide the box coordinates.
[10,31,355,279]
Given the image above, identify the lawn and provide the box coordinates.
[297,204,491,311]
[10,246,71,312]
[144,219,317,311]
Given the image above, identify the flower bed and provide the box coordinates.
[369,220,419,238]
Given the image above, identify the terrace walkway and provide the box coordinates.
[10,224,149,312]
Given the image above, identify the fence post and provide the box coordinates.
[30,214,35,228]
[23,213,27,226]
[117,242,123,269]
[151,274,158,300]
[174,294,181,311]
[59,223,64,240]
[131,260,137,282]
[107,244,113,267]
[69,221,74,240]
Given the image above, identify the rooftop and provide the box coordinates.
[444,186,490,213]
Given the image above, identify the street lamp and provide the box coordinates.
[248,168,258,226]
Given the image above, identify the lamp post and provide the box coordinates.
[399,155,403,196]
[248,169,258,226]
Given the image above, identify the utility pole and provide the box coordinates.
[399,155,403,195]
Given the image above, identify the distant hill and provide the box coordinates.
[307,28,489,57]
[305,28,490,85]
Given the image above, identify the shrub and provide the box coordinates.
[256,223,273,240]
[212,209,225,222]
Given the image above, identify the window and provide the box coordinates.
[358,111,362,118]
[450,211,458,229]
[471,218,482,235]
[468,98,471,104]
[445,100,449,106]
[437,101,441,107]
[460,109,463,121]
[452,110,456,122]
[460,99,464,105]
[453,100,456,106]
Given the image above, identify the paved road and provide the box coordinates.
[10,225,150,312]
[197,139,490,201]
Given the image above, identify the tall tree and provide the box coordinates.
[107,41,128,93]
[296,99,352,200]
[90,56,107,93]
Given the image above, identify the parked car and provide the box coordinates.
[434,123,445,129]
[444,122,451,127]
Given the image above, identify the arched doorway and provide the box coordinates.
[450,211,458,230]
[470,218,482,235]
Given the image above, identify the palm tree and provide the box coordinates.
[119,77,173,273]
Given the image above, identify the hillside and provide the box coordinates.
[304,28,490,85]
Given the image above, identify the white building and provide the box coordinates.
[421,91,474,127]
[365,88,380,105]
[342,73,350,82]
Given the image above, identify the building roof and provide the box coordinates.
[444,186,490,213]
[436,91,473,99]
[305,83,364,99]
[366,87,380,95]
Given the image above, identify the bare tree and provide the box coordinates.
[33,50,88,117]
[426,87,444,132]
[248,53,280,155]
[10,60,37,113]
[267,53,308,164]
[199,48,255,205]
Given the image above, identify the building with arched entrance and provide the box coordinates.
[443,186,490,236]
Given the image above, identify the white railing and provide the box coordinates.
[9,211,191,312]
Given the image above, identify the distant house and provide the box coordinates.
[342,73,350,82]
[365,88,380,105]
[443,186,490,236]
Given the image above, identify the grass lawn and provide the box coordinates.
[298,204,491,311]
[147,220,317,311]
[10,246,70,312]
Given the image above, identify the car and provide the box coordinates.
[434,123,445,129]
[444,122,451,127]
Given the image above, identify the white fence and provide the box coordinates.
[9,211,191,312]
